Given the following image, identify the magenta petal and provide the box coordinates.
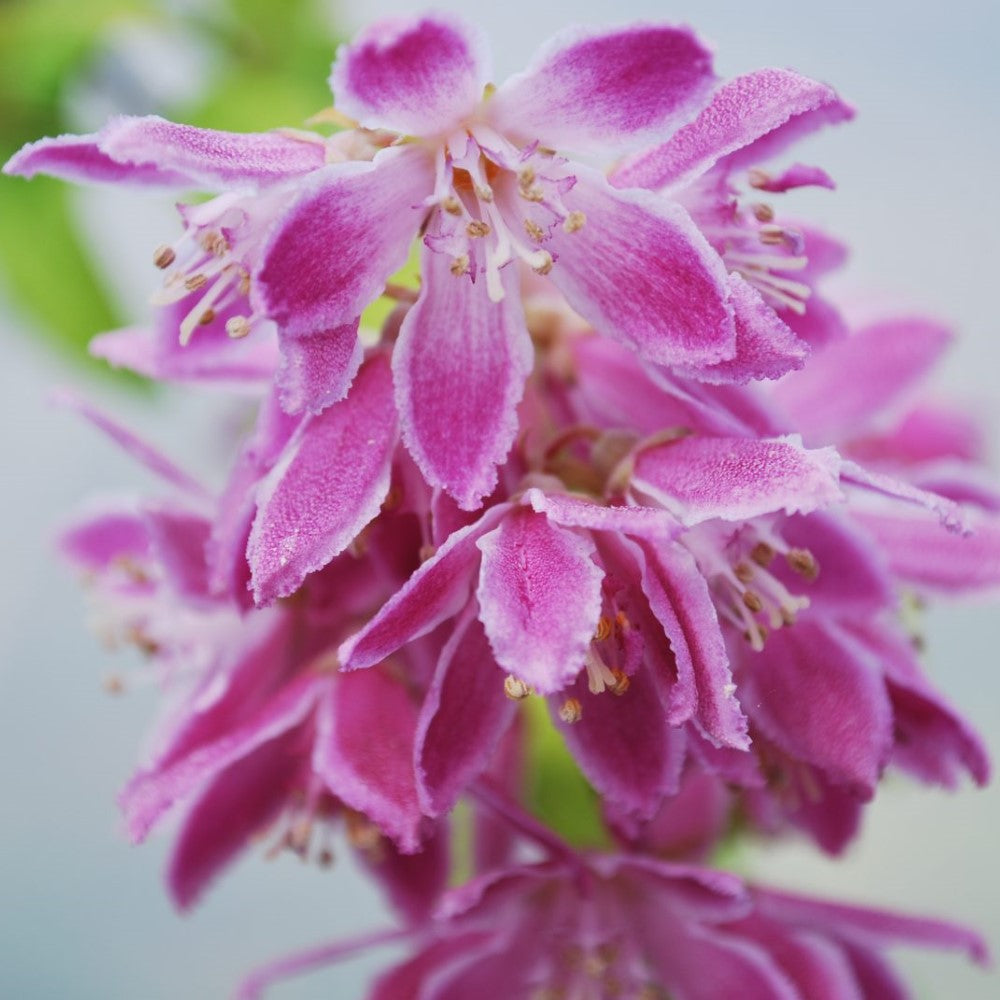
[256,146,433,338]
[168,728,305,910]
[740,622,893,794]
[679,273,808,385]
[843,460,966,532]
[330,15,486,134]
[59,501,150,571]
[314,667,422,852]
[855,509,1000,594]
[395,248,531,509]
[639,541,748,748]
[416,610,516,816]
[490,24,714,154]
[547,167,735,367]
[6,116,326,187]
[522,488,682,540]
[613,68,853,191]
[339,504,511,670]
[247,354,397,604]
[475,509,603,693]
[753,163,836,192]
[772,317,953,443]
[119,673,320,843]
[556,669,686,819]
[276,322,364,415]
[632,435,842,526]
[142,504,211,599]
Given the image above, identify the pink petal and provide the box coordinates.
[547,167,735,367]
[119,673,321,843]
[416,610,516,816]
[255,146,433,338]
[330,15,486,135]
[613,68,853,191]
[843,460,966,532]
[556,668,686,818]
[276,322,364,415]
[58,501,150,571]
[6,116,326,188]
[678,273,808,385]
[631,434,843,526]
[522,487,682,540]
[752,163,836,192]
[395,247,531,509]
[490,24,715,154]
[141,503,211,599]
[639,541,748,748]
[247,354,397,604]
[313,667,423,852]
[475,509,603,693]
[772,317,953,443]
[740,622,893,794]
[855,509,1000,594]
[52,389,207,498]
[168,728,306,910]
[339,505,512,670]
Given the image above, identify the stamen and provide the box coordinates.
[226,316,252,339]
[751,542,775,566]
[610,669,630,696]
[442,196,462,215]
[152,245,176,269]
[524,219,545,242]
[184,273,207,292]
[466,220,491,238]
[786,547,819,581]
[559,698,583,724]
[450,254,470,277]
[734,561,754,584]
[532,250,554,275]
[563,210,586,233]
[593,616,614,642]
[742,589,763,613]
[504,675,531,700]
[758,224,787,246]
[198,308,216,326]
[751,203,775,223]
[747,167,772,189]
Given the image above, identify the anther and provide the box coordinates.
[747,168,772,189]
[466,220,491,238]
[238,271,251,296]
[610,669,630,696]
[615,611,630,632]
[225,316,251,339]
[199,230,229,256]
[442,196,462,215]
[450,253,470,276]
[559,698,583,724]
[742,590,763,613]
[524,219,545,242]
[593,616,614,642]
[198,308,216,326]
[184,273,208,292]
[152,245,176,269]
[751,542,775,566]
[520,185,545,202]
[786,548,819,581]
[504,675,531,700]
[758,224,786,246]
[563,210,586,233]
[734,561,754,584]
[518,166,536,187]
[474,184,494,203]
[532,251,554,275]
[752,203,775,223]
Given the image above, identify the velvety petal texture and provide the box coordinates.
[395,248,532,509]
[631,435,842,525]
[330,15,486,134]
[247,354,397,603]
[490,24,715,154]
[476,509,603,693]
[547,167,735,366]
[613,68,853,191]
[256,146,433,338]
[275,322,364,415]
[5,116,326,188]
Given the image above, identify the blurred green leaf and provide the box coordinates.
[525,698,611,850]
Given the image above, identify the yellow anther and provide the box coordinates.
[758,224,786,245]
[503,675,531,700]
[225,316,252,339]
[742,589,763,613]
[563,210,586,233]
[786,547,819,581]
[474,184,494,203]
[559,698,583,724]
[750,542,775,566]
[184,273,207,292]
[615,610,630,633]
[532,251,554,275]
[747,167,772,189]
[442,195,462,215]
[518,166,536,187]
[594,616,614,642]
[152,245,176,269]
[466,220,491,238]
[610,669,630,696]
[752,203,775,223]
[524,219,545,242]
[734,561,754,583]
[450,254,470,276]
[520,185,545,202]
[198,308,216,326]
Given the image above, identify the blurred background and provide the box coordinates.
[0,0,997,996]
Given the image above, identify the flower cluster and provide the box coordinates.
[9,13,996,997]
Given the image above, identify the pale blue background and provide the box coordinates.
[1,0,997,996]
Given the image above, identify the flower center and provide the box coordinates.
[425,124,586,301]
